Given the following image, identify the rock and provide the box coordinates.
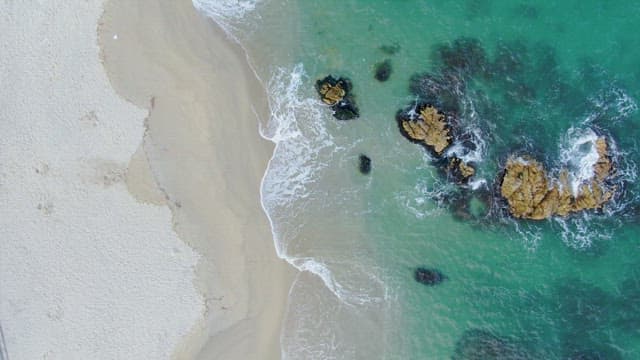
[398,104,452,155]
[499,138,615,220]
[315,75,360,120]
[333,101,360,120]
[499,157,555,220]
[374,59,392,82]
[452,329,532,360]
[447,157,475,184]
[359,154,371,174]
[316,75,347,105]
[414,267,446,286]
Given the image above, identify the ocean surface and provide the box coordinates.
[194,1,640,358]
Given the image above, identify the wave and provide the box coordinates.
[259,64,386,306]
[558,127,603,196]
[586,85,638,125]
[191,0,261,38]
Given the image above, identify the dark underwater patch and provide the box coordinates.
[414,267,446,286]
[452,329,532,360]
[358,154,371,174]
[513,4,539,19]
[374,59,392,82]
[379,43,400,55]
[432,37,488,79]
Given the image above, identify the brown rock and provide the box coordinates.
[318,81,346,106]
[315,75,360,120]
[500,137,616,220]
[399,105,452,155]
[500,157,555,219]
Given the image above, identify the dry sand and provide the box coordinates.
[1,0,203,358]
[99,0,295,359]
[1,0,293,358]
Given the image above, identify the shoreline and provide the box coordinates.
[99,0,295,359]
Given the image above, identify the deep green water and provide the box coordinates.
[203,0,640,358]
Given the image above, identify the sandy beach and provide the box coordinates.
[1,0,293,359]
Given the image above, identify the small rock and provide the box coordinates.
[414,267,446,286]
[359,154,371,174]
[447,157,475,184]
[315,75,360,120]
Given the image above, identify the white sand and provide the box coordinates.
[1,0,292,359]
[0,1,204,359]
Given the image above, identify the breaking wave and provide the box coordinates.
[259,63,386,306]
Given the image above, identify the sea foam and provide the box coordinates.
[260,64,385,306]
[191,0,261,36]
[558,127,602,196]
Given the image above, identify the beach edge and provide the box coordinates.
[98,1,295,359]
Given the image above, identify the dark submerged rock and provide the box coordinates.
[446,157,476,184]
[434,37,487,78]
[379,43,400,55]
[409,72,464,114]
[315,75,360,120]
[566,348,622,360]
[414,267,446,286]
[490,41,527,81]
[333,101,360,120]
[452,329,532,360]
[358,154,371,174]
[374,59,392,82]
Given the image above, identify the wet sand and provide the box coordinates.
[100,0,295,359]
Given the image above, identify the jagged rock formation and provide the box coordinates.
[397,103,477,189]
[414,267,446,286]
[316,75,360,120]
[398,104,452,155]
[500,137,614,219]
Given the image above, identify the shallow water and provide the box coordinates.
[196,0,640,358]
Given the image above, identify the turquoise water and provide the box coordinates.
[198,0,640,358]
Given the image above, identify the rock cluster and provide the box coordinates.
[447,157,476,184]
[315,75,359,120]
[398,104,476,184]
[500,137,614,220]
